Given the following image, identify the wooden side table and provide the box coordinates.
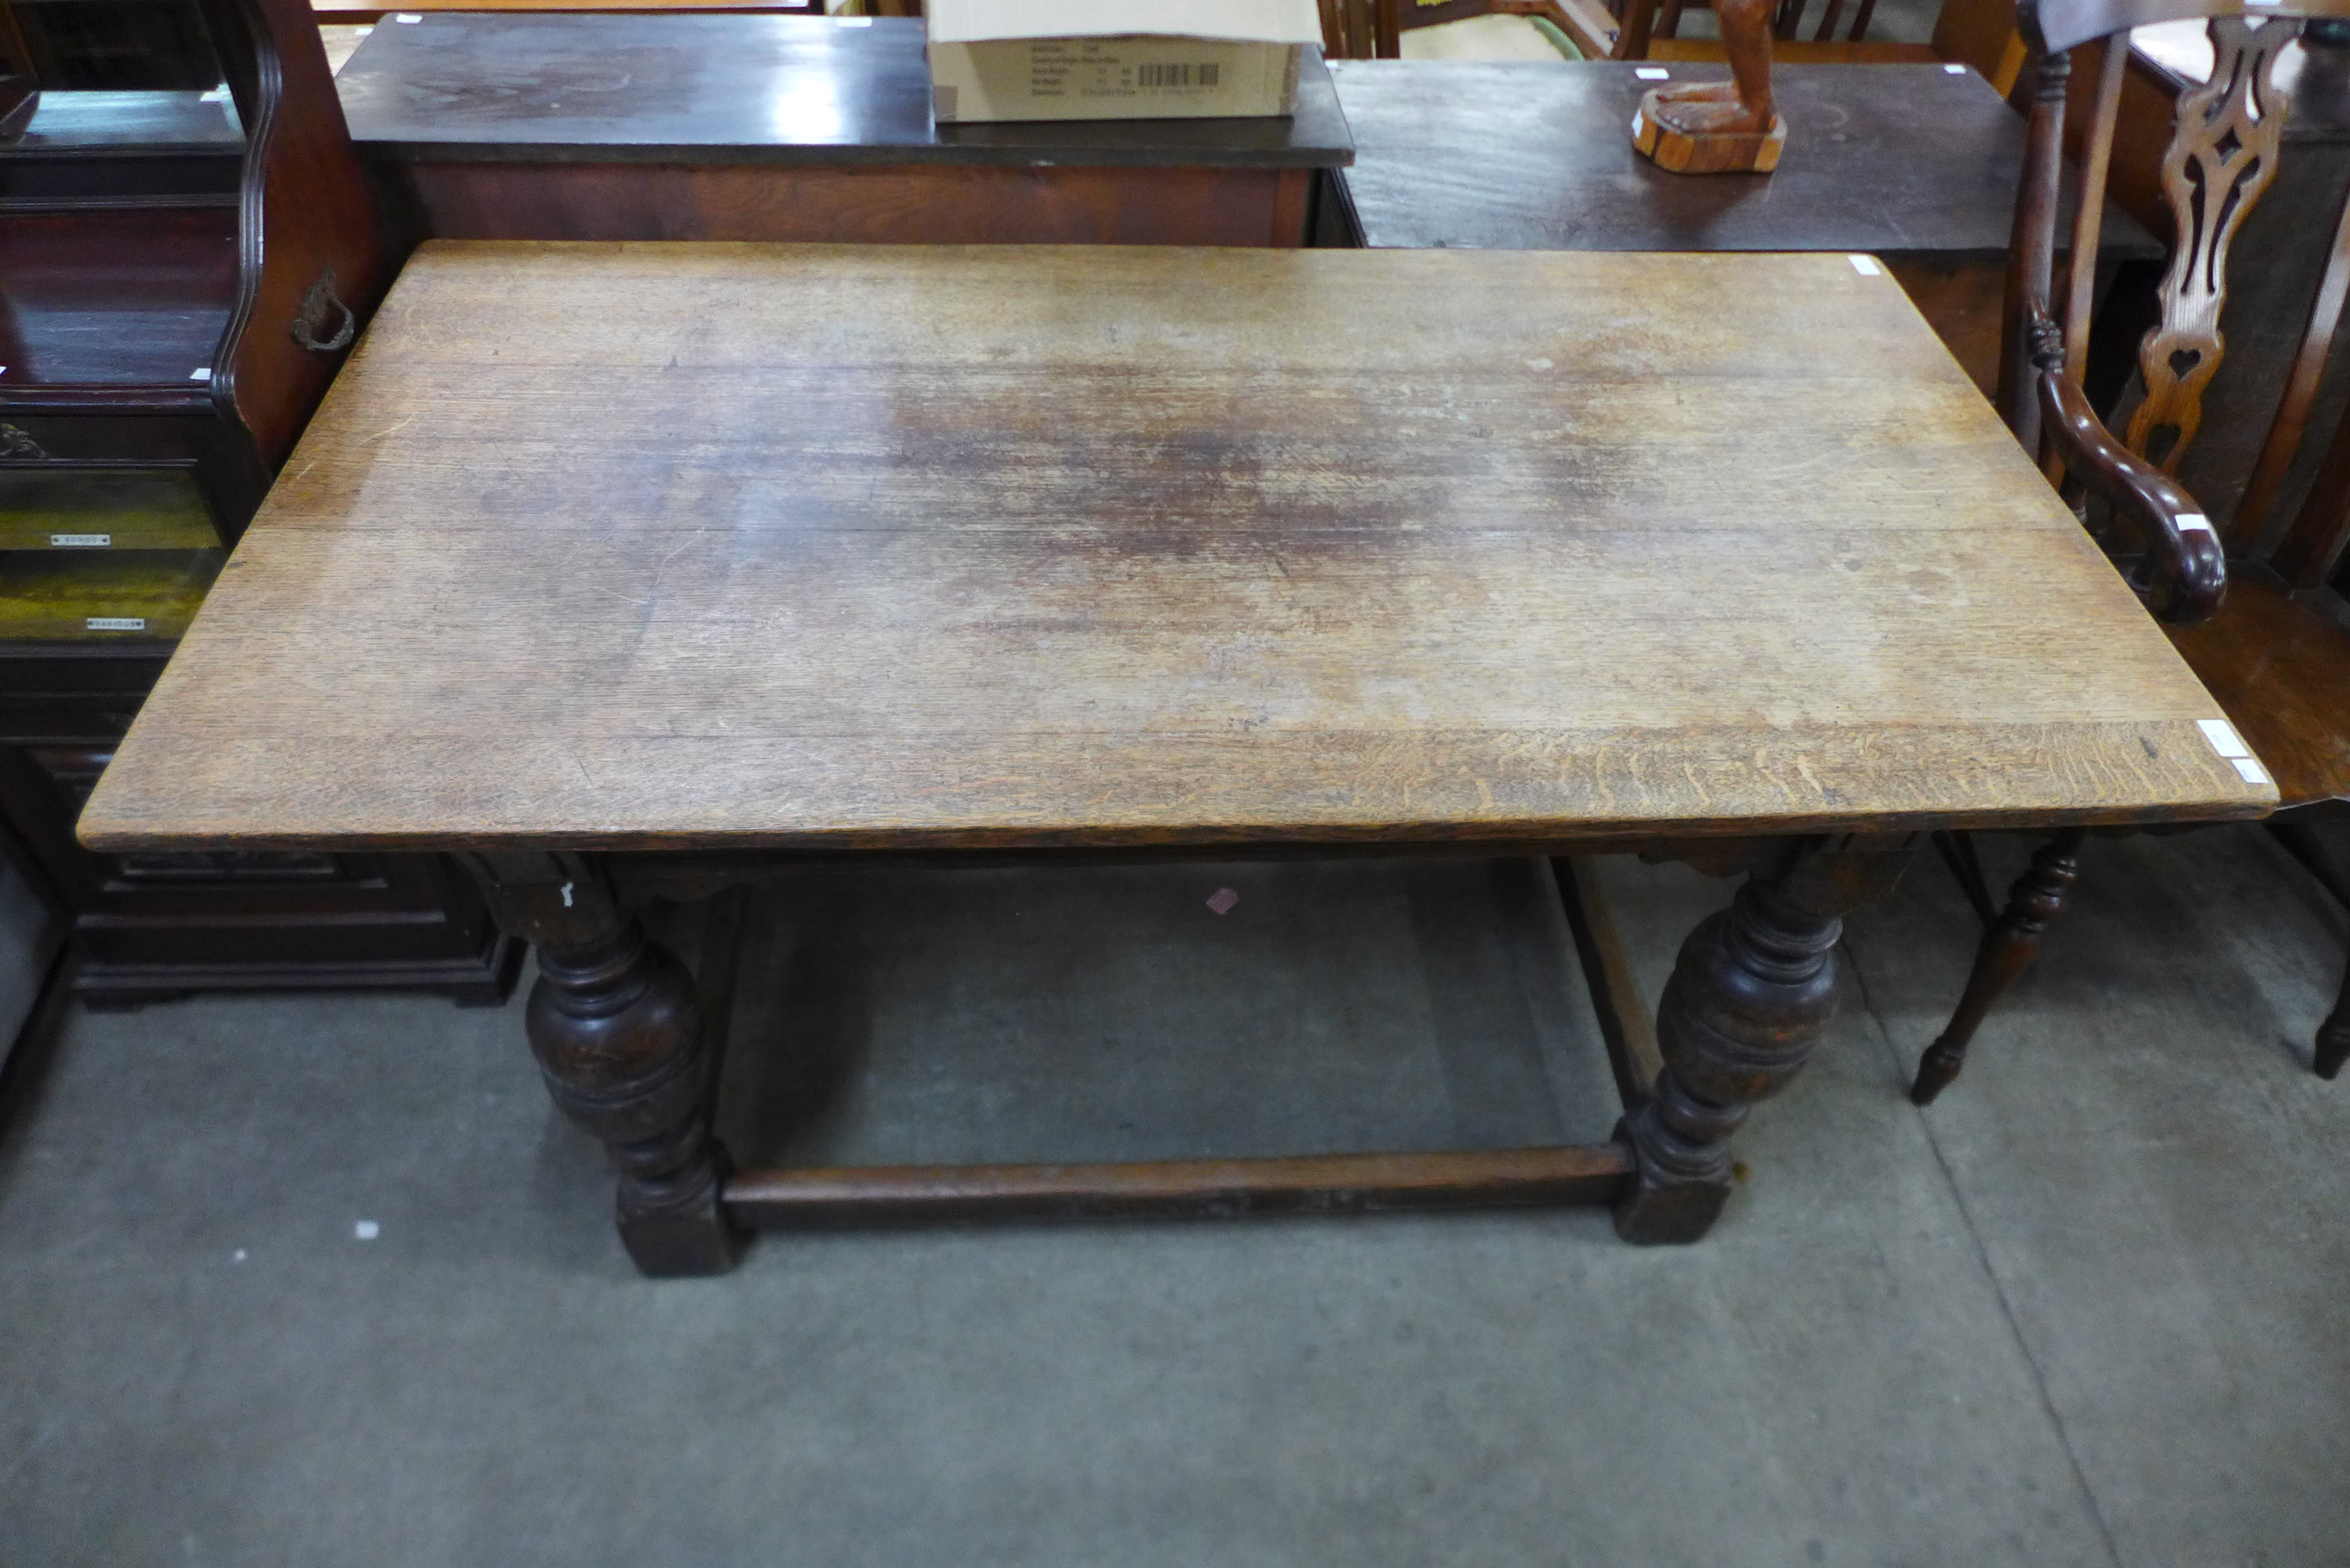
[81,243,2267,1275]
[335,12,1354,246]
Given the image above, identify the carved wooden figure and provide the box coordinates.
[1914,0,2350,1104]
[1632,0,1787,172]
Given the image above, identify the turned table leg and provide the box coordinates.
[1615,835,1914,1244]
[468,853,739,1276]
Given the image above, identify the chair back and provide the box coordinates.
[2006,0,2350,557]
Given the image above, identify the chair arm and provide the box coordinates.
[2029,312,2226,627]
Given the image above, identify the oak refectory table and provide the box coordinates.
[77,243,2271,1276]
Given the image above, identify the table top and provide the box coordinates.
[80,242,2267,856]
[1330,60,2160,259]
[2134,25,2350,143]
[334,12,1354,169]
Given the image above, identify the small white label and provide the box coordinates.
[1635,66,1670,79]
[1850,254,1883,276]
[189,367,211,381]
[85,617,147,632]
[50,533,110,548]
[2234,756,2273,785]
[2247,1,2281,7]
[1631,110,1646,137]
[1944,63,1967,73]
[2177,512,2215,535]
[394,11,421,20]
[2198,717,2252,759]
[354,1220,382,1239]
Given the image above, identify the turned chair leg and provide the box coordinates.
[2315,948,2350,1081]
[2259,821,2350,1081]
[1910,827,2086,1106]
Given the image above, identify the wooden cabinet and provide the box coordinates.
[0,0,518,1007]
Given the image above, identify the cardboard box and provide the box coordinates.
[927,0,1324,123]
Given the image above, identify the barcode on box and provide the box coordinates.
[86,617,147,632]
[1136,62,1219,88]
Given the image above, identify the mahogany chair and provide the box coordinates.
[1912,0,2350,1103]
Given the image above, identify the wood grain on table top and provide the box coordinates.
[80,242,2270,854]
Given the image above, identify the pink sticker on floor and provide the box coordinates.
[1205,887,1240,915]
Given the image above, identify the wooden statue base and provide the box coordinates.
[1631,91,1787,175]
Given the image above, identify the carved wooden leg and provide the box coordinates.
[1909,828,2085,1107]
[470,854,738,1276]
[1615,836,1913,1244]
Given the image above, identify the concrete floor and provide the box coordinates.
[1,826,2345,1566]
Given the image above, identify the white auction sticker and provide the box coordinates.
[2177,512,2215,535]
[2233,757,2273,785]
[1944,63,1966,73]
[1636,66,1669,79]
[2197,717,2252,759]
[85,617,147,632]
[1850,254,1883,276]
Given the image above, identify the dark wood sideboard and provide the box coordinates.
[1,0,518,1008]
[334,11,1354,245]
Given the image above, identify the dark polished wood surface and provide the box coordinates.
[1329,60,2154,259]
[335,12,1354,170]
[0,210,239,387]
[0,88,243,201]
[6,88,243,151]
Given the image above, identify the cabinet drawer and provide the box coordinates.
[1,550,223,640]
[0,465,221,549]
